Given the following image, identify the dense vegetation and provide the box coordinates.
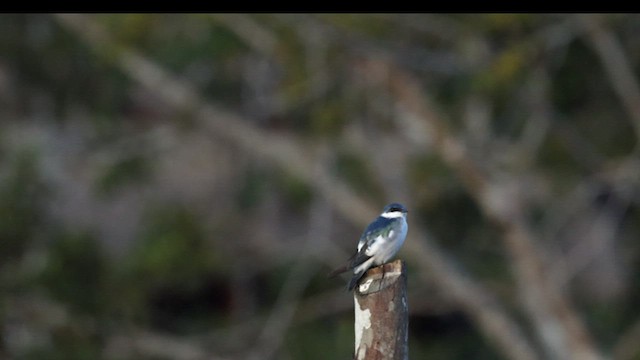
[1,14,640,360]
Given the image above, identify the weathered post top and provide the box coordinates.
[354,259,408,360]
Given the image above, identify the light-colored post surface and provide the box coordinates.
[354,259,408,360]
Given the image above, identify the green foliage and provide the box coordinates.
[322,14,391,38]
[284,319,352,359]
[474,44,530,95]
[308,99,347,137]
[129,205,211,290]
[22,329,102,360]
[334,150,382,201]
[410,313,502,360]
[115,204,225,334]
[95,153,152,196]
[407,154,455,207]
[39,231,107,315]
[275,171,313,212]
[236,166,270,210]
[102,14,248,64]
[0,15,131,122]
[0,147,47,266]
[98,14,249,108]
[411,155,510,281]
[475,14,540,37]
[552,42,635,157]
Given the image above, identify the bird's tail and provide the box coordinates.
[327,264,349,278]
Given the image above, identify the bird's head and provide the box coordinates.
[380,202,408,218]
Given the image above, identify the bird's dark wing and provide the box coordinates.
[347,247,371,271]
[348,271,365,291]
[356,216,394,252]
[349,216,395,269]
[329,216,395,281]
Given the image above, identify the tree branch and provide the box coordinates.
[580,15,640,150]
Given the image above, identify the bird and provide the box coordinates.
[330,202,408,291]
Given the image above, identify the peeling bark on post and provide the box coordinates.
[354,259,408,360]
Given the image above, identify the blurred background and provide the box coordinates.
[1,13,640,360]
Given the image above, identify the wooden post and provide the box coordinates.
[354,259,408,360]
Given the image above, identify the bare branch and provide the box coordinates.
[580,15,640,149]
[210,14,278,57]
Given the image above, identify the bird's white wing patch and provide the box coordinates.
[364,234,386,257]
[357,238,367,252]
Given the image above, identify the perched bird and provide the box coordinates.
[330,202,409,291]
